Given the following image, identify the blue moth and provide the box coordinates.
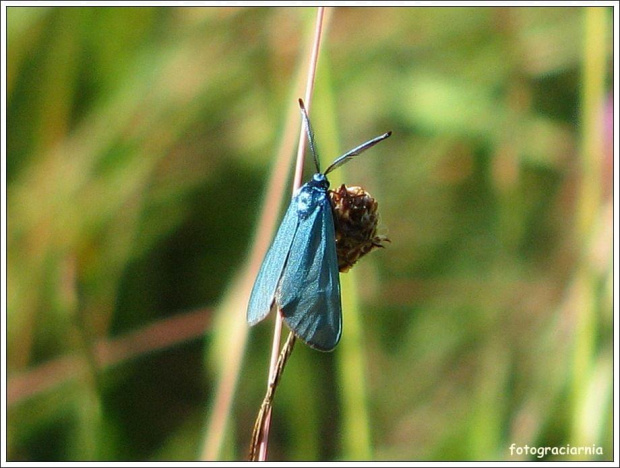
[247,99,391,351]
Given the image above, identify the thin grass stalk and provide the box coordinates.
[199,14,326,459]
[569,7,608,454]
[9,307,210,407]
[311,65,373,459]
[253,7,329,461]
[248,332,296,461]
[338,273,373,459]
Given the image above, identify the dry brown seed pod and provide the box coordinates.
[329,184,389,273]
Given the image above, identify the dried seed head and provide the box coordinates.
[329,184,389,273]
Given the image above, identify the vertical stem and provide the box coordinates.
[315,63,373,459]
[570,6,607,454]
[576,7,606,241]
[292,8,326,190]
[256,7,328,461]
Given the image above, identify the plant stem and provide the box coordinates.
[570,6,608,453]
[248,332,296,461]
[253,7,328,461]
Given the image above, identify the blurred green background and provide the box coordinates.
[6,6,613,462]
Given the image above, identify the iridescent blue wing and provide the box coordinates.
[247,201,300,326]
[277,194,342,352]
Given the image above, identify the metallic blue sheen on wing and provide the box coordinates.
[246,175,342,351]
[278,187,342,351]
[246,201,299,326]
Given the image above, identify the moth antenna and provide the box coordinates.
[298,99,321,174]
[324,131,392,175]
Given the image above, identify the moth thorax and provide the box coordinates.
[295,180,327,218]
